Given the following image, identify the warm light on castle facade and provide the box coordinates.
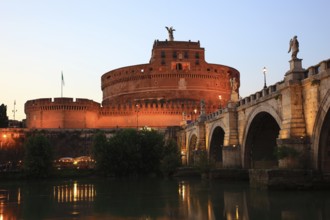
[25,38,240,129]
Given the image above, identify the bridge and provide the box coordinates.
[178,58,330,173]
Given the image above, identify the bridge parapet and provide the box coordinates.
[306,59,330,78]
[237,82,283,109]
[205,108,225,122]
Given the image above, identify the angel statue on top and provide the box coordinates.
[165,26,175,41]
[288,35,299,59]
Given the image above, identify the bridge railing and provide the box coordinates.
[306,59,330,79]
[236,81,282,108]
[206,108,225,121]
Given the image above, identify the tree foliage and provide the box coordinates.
[23,134,53,178]
[160,139,181,176]
[0,104,9,128]
[92,129,180,177]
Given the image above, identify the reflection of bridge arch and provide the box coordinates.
[208,125,225,167]
[188,132,198,165]
[242,105,282,168]
[313,90,330,171]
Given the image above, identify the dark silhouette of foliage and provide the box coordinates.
[92,129,174,177]
[0,104,9,128]
[23,134,53,178]
[92,131,110,172]
[160,139,181,176]
[138,130,164,175]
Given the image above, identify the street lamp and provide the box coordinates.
[218,95,222,109]
[193,108,197,121]
[1,134,7,149]
[135,104,140,129]
[263,67,267,89]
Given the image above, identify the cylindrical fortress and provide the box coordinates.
[101,40,239,108]
[25,39,240,129]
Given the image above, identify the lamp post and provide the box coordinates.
[135,104,140,129]
[218,95,222,109]
[193,108,197,121]
[263,67,267,89]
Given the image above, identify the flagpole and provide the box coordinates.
[61,71,64,97]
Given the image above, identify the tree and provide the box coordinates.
[92,131,111,172]
[160,139,181,177]
[106,129,142,176]
[138,129,164,175]
[23,134,53,178]
[0,104,9,128]
[92,129,169,177]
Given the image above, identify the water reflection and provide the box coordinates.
[53,182,96,203]
[178,180,248,220]
[0,179,330,219]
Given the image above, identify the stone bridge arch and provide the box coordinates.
[312,90,330,171]
[207,121,226,167]
[242,104,282,168]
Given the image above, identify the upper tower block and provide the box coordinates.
[149,40,205,70]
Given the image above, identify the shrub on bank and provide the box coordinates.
[23,134,53,178]
[92,129,181,177]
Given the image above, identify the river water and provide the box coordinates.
[0,178,329,219]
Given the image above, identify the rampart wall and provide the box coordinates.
[25,98,219,129]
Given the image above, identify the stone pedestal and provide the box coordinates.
[230,91,239,102]
[285,58,305,81]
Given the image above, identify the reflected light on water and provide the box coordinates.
[73,182,77,202]
[178,181,186,201]
[0,202,3,220]
[17,188,20,205]
[53,182,96,203]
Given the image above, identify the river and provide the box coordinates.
[0,178,329,219]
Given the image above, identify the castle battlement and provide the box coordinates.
[25,98,100,112]
[153,40,201,48]
[99,99,217,115]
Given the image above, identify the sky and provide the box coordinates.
[1,1,329,121]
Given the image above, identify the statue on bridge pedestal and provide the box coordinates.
[200,99,206,116]
[229,77,239,103]
[288,35,299,59]
[286,35,304,75]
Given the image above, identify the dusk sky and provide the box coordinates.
[1,1,329,120]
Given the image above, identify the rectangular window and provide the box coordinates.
[161,51,165,58]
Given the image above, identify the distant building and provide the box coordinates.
[25,38,240,129]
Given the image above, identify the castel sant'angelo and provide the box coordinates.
[25,28,240,129]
